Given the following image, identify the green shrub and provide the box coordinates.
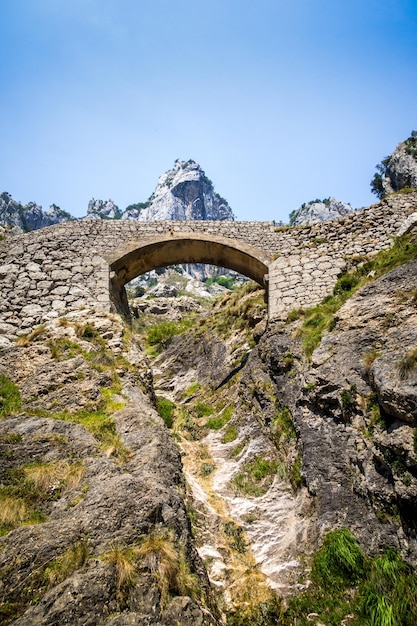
[360,549,417,626]
[28,389,130,462]
[230,440,247,458]
[156,397,176,428]
[194,402,213,418]
[146,318,194,354]
[290,454,303,491]
[205,275,236,290]
[174,407,203,441]
[223,521,247,554]
[312,528,365,587]
[200,462,216,477]
[272,406,296,443]
[340,384,357,418]
[226,597,283,626]
[284,529,417,626]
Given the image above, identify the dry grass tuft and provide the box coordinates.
[24,460,84,494]
[0,496,28,527]
[16,325,47,346]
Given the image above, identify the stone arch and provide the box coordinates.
[103,232,272,315]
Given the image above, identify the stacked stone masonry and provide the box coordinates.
[0,192,416,344]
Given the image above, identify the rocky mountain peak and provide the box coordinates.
[87,198,121,220]
[0,192,72,232]
[371,131,417,199]
[289,197,354,226]
[122,159,235,221]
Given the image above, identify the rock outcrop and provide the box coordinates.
[87,198,122,220]
[0,192,73,232]
[0,310,217,625]
[371,132,417,199]
[382,134,417,196]
[121,160,234,222]
[289,197,354,226]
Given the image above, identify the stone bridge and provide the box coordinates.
[0,193,417,343]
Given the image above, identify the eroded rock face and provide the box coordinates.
[281,260,417,558]
[0,311,216,625]
[147,259,417,582]
[122,160,234,222]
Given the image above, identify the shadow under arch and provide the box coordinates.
[104,232,273,316]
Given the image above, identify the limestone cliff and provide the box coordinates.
[121,160,234,222]
[0,192,73,233]
[289,197,354,226]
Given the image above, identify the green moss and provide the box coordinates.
[206,406,233,430]
[272,406,296,444]
[231,456,285,497]
[221,425,238,443]
[0,375,21,418]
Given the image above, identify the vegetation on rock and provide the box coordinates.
[291,231,417,357]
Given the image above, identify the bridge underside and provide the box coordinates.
[104,233,272,315]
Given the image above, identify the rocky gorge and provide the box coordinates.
[1,221,417,624]
[1,133,417,625]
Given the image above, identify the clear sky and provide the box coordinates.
[0,0,416,222]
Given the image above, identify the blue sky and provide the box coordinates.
[0,0,416,222]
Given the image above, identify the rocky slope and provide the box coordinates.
[1,230,417,624]
[0,193,72,233]
[0,311,217,625]
[130,231,417,623]
[289,197,354,226]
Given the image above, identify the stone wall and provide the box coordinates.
[268,194,417,317]
[0,192,416,344]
